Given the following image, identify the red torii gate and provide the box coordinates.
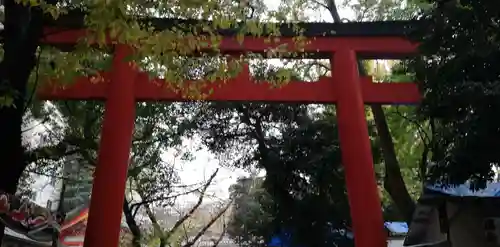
[37,18,420,247]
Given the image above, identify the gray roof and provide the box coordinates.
[4,227,51,246]
[425,182,500,197]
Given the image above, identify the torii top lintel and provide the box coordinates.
[38,12,420,59]
[33,12,421,104]
[42,10,419,38]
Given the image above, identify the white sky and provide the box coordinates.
[31,0,356,206]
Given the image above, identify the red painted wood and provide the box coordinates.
[37,72,420,104]
[332,50,386,247]
[82,45,137,247]
[41,28,417,57]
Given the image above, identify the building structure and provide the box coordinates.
[405,182,500,247]
[267,222,408,247]
[385,222,408,247]
[2,228,50,247]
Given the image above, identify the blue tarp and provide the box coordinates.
[268,183,500,247]
[267,222,408,246]
[384,222,409,234]
[268,231,293,247]
[425,182,500,197]
[269,236,286,247]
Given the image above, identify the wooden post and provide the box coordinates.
[332,49,386,247]
[83,45,136,247]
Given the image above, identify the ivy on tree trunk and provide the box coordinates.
[0,0,57,242]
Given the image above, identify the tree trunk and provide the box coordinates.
[0,0,50,243]
[0,0,44,196]
[52,180,67,247]
[159,237,168,247]
[143,205,166,247]
[371,105,416,223]
[181,203,231,247]
[123,199,142,247]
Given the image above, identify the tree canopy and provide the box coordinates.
[210,104,356,247]
[411,0,500,189]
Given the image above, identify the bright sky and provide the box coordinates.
[162,139,250,203]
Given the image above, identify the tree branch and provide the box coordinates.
[25,170,82,182]
[24,141,76,164]
[123,198,142,247]
[182,201,232,247]
[372,105,416,224]
[129,187,202,215]
[392,107,430,144]
[143,203,166,247]
[163,169,219,241]
[325,0,341,22]
[311,0,329,11]
[209,216,227,247]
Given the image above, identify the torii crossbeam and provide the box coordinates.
[36,15,421,247]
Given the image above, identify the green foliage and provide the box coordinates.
[227,177,273,247]
[25,0,303,100]
[382,106,427,198]
[59,160,93,211]
[411,0,500,188]
[339,0,428,21]
[25,99,192,213]
[379,61,428,200]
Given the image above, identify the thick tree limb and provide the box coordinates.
[164,169,218,239]
[24,142,77,164]
[325,0,341,22]
[0,0,59,243]
[372,106,416,223]
[134,168,219,247]
[123,199,142,247]
[182,202,232,247]
[209,218,227,247]
[129,187,202,216]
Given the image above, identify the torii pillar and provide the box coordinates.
[83,45,137,247]
[332,49,386,247]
